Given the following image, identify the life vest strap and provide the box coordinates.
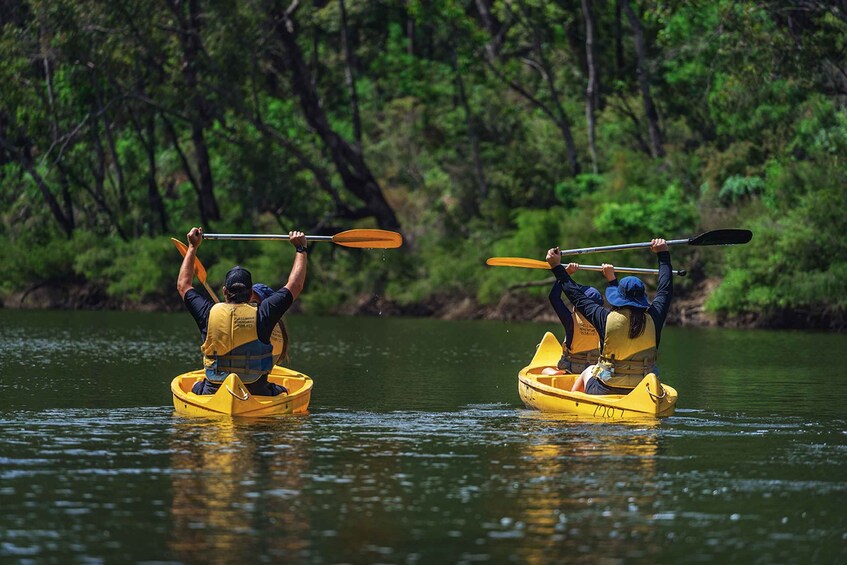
[599,354,653,376]
[566,349,600,366]
[205,353,273,363]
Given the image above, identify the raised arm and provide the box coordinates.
[647,239,673,339]
[549,267,576,346]
[284,230,308,300]
[548,280,571,327]
[177,227,203,299]
[546,248,609,335]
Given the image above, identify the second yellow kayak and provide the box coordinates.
[518,332,678,419]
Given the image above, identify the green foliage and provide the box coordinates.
[0,232,82,298]
[718,175,766,205]
[1,0,846,327]
[555,174,603,207]
[73,236,173,301]
[593,184,698,240]
[707,146,847,317]
[475,209,570,303]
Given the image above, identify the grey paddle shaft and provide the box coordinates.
[559,238,689,257]
[577,264,686,277]
[203,233,334,242]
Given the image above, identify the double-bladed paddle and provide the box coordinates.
[485,257,687,277]
[202,228,403,249]
[170,238,220,303]
[556,229,752,257]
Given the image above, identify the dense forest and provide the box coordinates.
[1,0,846,329]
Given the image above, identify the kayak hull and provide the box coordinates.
[171,365,313,417]
[518,332,677,419]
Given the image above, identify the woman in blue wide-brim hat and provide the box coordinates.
[545,238,673,395]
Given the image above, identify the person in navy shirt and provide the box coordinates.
[177,227,308,396]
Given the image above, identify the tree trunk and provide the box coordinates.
[405,2,415,56]
[475,0,504,60]
[95,87,128,212]
[171,0,221,223]
[614,0,625,77]
[191,123,219,223]
[339,0,362,147]
[531,26,580,175]
[1,126,74,237]
[161,112,208,226]
[66,164,129,241]
[623,0,664,158]
[453,50,487,216]
[269,8,401,231]
[581,0,600,173]
[144,114,168,234]
[57,163,76,234]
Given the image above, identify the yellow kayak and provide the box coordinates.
[518,332,677,419]
[171,365,313,417]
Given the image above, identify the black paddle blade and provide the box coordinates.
[689,229,752,246]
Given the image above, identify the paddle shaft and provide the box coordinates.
[204,234,334,241]
[201,280,219,303]
[559,238,689,257]
[199,229,403,249]
[559,229,751,257]
[486,257,686,276]
[572,264,685,276]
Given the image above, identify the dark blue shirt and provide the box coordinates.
[183,287,294,343]
[551,251,673,350]
[549,280,603,349]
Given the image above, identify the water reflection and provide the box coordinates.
[3,311,847,562]
[513,414,662,563]
[168,417,311,561]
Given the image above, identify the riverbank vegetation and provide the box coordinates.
[1,1,846,328]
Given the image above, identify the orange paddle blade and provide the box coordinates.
[170,238,208,283]
[331,229,403,249]
[485,257,551,270]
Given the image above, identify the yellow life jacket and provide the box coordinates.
[561,310,601,370]
[599,309,657,388]
[201,302,274,384]
[270,322,285,365]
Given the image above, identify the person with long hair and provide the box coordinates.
[545,239,672,395]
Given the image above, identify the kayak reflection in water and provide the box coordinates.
[176,226,308,396]
[543,262,604,378]
[545,239,673,396]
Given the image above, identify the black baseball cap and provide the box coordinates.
[224,266,253,303]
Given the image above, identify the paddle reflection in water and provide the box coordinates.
[511,412,662,563]
[168,416,311,561]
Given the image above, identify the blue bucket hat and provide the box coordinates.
[605,276,650,309]
[581,285,604,307]
[252,283,275,302]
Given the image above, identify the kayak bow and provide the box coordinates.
[171,365,313,417]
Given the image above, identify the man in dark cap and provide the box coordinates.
[177,226,308,396]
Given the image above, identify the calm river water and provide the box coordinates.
[1,309,845,563]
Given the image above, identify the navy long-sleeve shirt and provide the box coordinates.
[549,280,601,350]
[551,251,673,350]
